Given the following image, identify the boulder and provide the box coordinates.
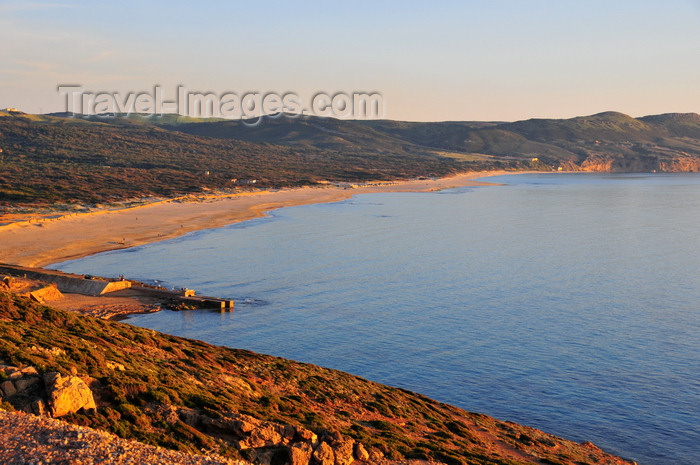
[178,407,203,427]
[332,438,355,465]
[239,423,284,449]
[43,372,96,417]
[105,361,126,371]
[203,413,260,436]
[31,399,47,416]
[312,442,335,465]
[294,426,319,446]
[20,366,39,376]
[280,424,296,443]
[581,441,602,451]
[367,447,384,462]
[235,414,262,434]
[204,413,296,450]
[353,443,369,461]
[290,442,313,465]
[0,380,17,397]
[14,376,41,392]
[246,449,275,465]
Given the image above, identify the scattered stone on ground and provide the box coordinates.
[0,409,250,465]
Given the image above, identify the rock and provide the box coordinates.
[235,414,263,434]
[31,399,47,416]
[367,447,384,462]
[48,347,65,357]
[203,413,260,436]
[247,448,275,465]
[581,441,602,451]
[14,376,41,392]
[290,442,313,465]
[158,405,180,424]
[312,442,335,465]
[246,447,295,465]
[20,367,39,376]
[353,443,369,461]
[43,372,96,417]
[0,380,17,397]
[332,438,355,465]
[105,361,126,371]
[178,407,202,427]
[280,424,296,443]
[203,413,295,450]
[294,426,319,446]
[239,423,284,449]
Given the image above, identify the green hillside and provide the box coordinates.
[0,112,478,207]
[150,110,700,172]
[2,110,700,208]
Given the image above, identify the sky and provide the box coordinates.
[1,0,699,122]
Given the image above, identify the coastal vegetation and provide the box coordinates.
[2,110,700,208]
[0,111,481,207]
[0,291,634,465]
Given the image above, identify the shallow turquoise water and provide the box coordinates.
[56,173,700,465]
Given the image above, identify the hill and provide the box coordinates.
[0,292,635,465]
[2,110,700,207]
[356,112,700,172]
[130,109,700,173]
[0,112,479,207]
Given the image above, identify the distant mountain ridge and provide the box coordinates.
[146,110,700,172]
[1,109,699,206]
[362,111,700,172]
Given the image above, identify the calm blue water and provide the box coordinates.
[55,173,700,465]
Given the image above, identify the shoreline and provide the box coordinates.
[0,170,520,269]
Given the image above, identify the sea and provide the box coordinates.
[54,173,700,465]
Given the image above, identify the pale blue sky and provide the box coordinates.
[1,0,699,121]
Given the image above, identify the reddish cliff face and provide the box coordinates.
[659,156,700,172]
[580,155,615,172]
[571,153,699,173]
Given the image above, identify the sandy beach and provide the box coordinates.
[0,171,510,268]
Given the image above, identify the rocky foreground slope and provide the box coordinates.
[0,292,636,465]
[0,409,247,465]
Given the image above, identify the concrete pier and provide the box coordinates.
[0,263,234,311]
